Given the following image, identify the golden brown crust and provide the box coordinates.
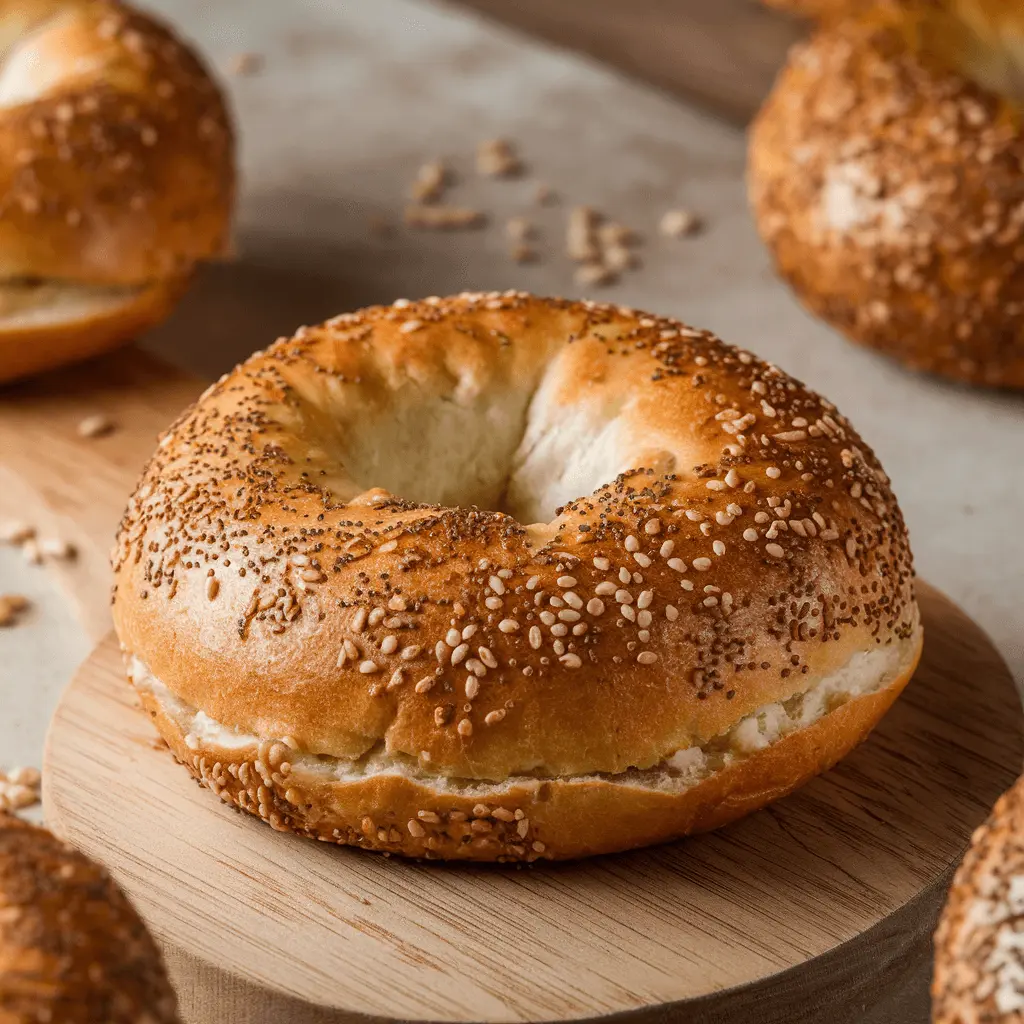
[749,13,1024,388]
[0,275,188,384]
[112,292,919,860]
[140,650,918,862]
[0,815,179,1024]
[933,775,1024,1022]
[0,0,234,381]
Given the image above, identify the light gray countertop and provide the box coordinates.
[2,0,1022,819]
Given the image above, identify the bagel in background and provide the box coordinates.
[0,814,179,1023]
[111,293,921,863]
[749,3,1024,387]
[0,0,234,384]
[933,774,1024,1022]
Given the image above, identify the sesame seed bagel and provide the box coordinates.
[749,7,1024,388]
[933,774,1024,1022]
[111,292,921,862]
[0,815,179,1023]
[0,0,234,382]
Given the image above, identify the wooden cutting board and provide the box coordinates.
[0,347,202,642]
[43,582,1023,1024]
[446,0,804,123]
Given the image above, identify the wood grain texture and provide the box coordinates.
[444,0,804,123]
[43,583,1022,1024]
[0,347,203,641]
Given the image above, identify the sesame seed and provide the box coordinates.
[766,543,785,558]
[529,626,542,649]
[359,660,380,674]
[560,653,582,669]
[387,669,404,690]
[485,596,503,610]
[666,604,679,621]
[557,575,577,588]
[399,320,423,333]
[637,652,658,665]
[526,575,540,590]
[77,413,114,438]
[381,635,398,654]
[563,591,583,609]
[587,598,605,615]
[706,480,725,491]
[593,557,610,570]
[485,709,506,725]
[725,469,741,488]
[713,540,726,556]
[692,557,712,571]
[660,540,675,558]
[498,619,519,633]
[637,590,653,609]
[465,678,480,699]
[596,581,616,596]
[645,520,661,535]
[667,558,686,572]
[408,819,426,838]
[625,535,639,552]
[457,718,473,736]
[206,577,219,600]
[489,575,505,595]
[615,589,633,605]
[621,605,636,622]
[633,552,652,568]
[401,645,421,660]
[618,567,632,584]
[451,643,469,665]
[479,647,497,668]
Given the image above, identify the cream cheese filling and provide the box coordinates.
[126,632,917,797]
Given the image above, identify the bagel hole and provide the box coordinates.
[325,348,659,525]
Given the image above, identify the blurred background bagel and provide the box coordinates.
[0,814,179,1023]
[749,1,1024,387]
[0,0,234,384]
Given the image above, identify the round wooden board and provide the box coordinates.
[43,582,1022,1024]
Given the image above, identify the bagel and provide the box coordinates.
[749,4,1024,388]
[933,774,1024,1022]
[0,815,179,1023]
[0,0,234,384]
[111,293,921,862]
